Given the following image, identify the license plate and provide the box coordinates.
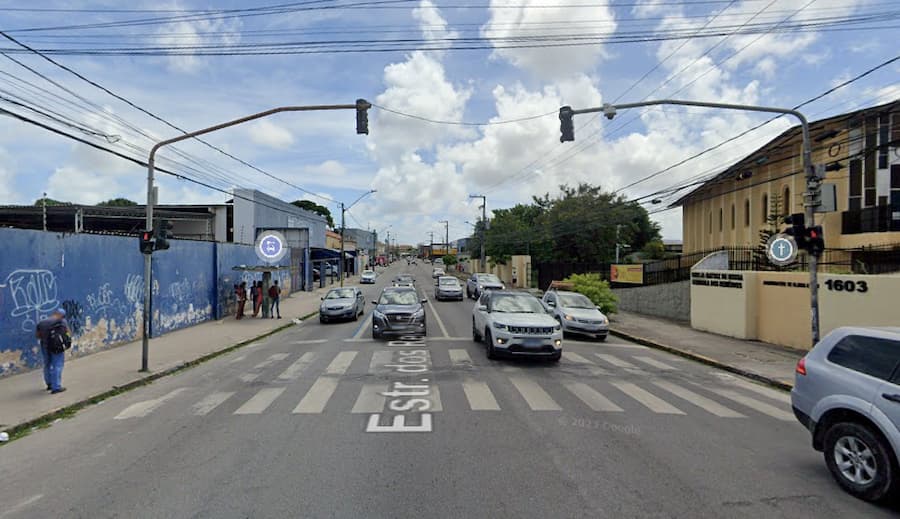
[523,338,543,347]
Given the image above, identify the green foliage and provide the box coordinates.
[34,197,70,206]
[641,239,667,259]
[561,272,618,314]
[291,199,335,228]
[97,198,138,207]
[442,254,458,266]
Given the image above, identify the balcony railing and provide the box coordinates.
[842,204,900,234]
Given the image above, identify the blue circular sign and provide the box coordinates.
[255,231,288,263]
[766,233,798,266]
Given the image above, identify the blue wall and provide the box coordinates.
[0,228,290,377]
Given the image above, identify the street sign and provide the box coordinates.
[766,233,798,267]
[255,230,288,263]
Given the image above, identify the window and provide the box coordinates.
[718,208,723,232]
[708,211,712,234]
[761,193,768,223]
[730,204,735,230]
[827,335,900,381]
[744,199,750,227]
[782,187,791,216]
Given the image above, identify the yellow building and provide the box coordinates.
[672,100,900,254]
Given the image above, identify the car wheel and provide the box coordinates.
[353,308,359,321]
[372,327,381,340]
[596,335,607,342]
[823,422,896,502]
[485,329,497,360]
[319,315,326,324]
[472,319,482,342]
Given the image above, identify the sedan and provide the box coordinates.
[360,270,377,284]
[432,267,445,279]
[319,287,365,323]
[543,290,609,341]
[372,287,427,339]
[466,273,505,299]
[435,276,464,301]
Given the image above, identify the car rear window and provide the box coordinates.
[826,335,900,381]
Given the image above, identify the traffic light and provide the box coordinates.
[154,219,174,251]
[783,213,806,246]
[805,225,824,257]
[139,230,155,254]
[356,98,370,135]
[559,106,575,142]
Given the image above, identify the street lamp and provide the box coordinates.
[469,194,486,268]
[340,189,377,287]
[439,220,449,257]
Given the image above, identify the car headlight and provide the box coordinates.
[492,322,508,330]
[500,285,506,290]
[478,285,484,290]
[412,308,425,319]
[554,324,562,331]
[373,309,386,320]
[564,314,574,321]
[600,316,608,324]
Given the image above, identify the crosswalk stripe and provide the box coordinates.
[324,351,357,375]
[652,381,744,418]
[253,352,289,370]
[562,352,592,364]
[448,349,474,367]
[562,352,611,376]
[564,382,623,412]
[610,381,685,414]
[369,350,393,375]
[234,388,285,415]
[462,379,500,411]
[510,377,561,411]
[277,352,317,381]
[713,374,791,404]
[239,373,260,383]
[699,385,794,421]
[192,392,235,416]
[293,378,339,414]
[594,353,639,369]
[228,355,246,364]
[633,356,678,371]
[426,386,443,412]
[115,388,188,420]
[351,384,388,413]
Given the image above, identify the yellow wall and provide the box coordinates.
[690,271,757,339]
[465,255,531,288]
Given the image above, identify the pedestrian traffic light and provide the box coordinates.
[356,98,370,135]
[154,219,174,251]
[805,225,824,257]
[139,230,155,254]
[559,106,575,142]
[783,213,806,246]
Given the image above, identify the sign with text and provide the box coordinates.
[611,264,643,284]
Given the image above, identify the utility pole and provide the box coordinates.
[141,101,370,372]
[469,194,486,269]
[439,220,449,257]
[340,190,376,287]
[561,98,820,345]
[428,231,435,259]
[615,224,621,263]
[41,192,47,231]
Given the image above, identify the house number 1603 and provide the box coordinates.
[824,279,868,293]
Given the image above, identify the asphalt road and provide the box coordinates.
[1,262,897,518]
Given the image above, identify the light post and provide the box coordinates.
[561,99,820,345]
[340,189,376,287]
[469,194,486,269]
[141,100,370,372]
[439,220,449,257]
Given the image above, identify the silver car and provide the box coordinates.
[360,269,377,284]
[472,291,562,361]
[791,326,900,502]
[542,290,609,341]
[466,273,505,299]
[319,287,365,323]
[435,276,464,301]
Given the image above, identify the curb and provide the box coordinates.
[608,328,794,392]
[1,309,320,445]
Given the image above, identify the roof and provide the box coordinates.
[668,99,900,208]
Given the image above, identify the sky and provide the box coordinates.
[0,0,898,246]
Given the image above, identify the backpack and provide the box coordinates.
[268,285,279,299]
[47,321,71,354]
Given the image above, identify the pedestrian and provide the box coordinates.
[250,281,260,317]
[236,282,247,319]
[268,280,282,319]
[35,308,70,394]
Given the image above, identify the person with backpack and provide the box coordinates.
[268,280,281,319]
[35,308,71,394]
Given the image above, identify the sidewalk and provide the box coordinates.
[0,275,358,437]
[609,311,803,391]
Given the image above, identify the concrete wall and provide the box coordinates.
[466,256,532,288]
[612,281,691,322]
[0,228,291,377]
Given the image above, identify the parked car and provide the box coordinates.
[542,290,608,341]
[360,270,377,284]
[435,276,464,301]
[466,273,505,299]
[472,291,562,361]
[319,287,365,323]
[392,274,416,287]
[432,267,445,279]
[791,327,900,502]
[372,287,427,339]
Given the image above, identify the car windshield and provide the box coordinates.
[558,293,595,309]
[378,291,419,305]
[362,270,375,275]
[480,274,500,283]
[325,289,356,299]
[439,277,458,286]
[492,295,545,313]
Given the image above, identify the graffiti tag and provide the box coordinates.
[61,299,84,335]
[124,273,143,305]
[1,269,59,331]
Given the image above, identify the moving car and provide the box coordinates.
[392,274,416,287]
[360,270,377,284]
[472,291,562,361]
[542,290,609,341]
[466,273,505,299]
[432,267,445,279]
[791,327,900,502]
[372,287,427,339]
[435,276,464,301]
[319,287,365,323]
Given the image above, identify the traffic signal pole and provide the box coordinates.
[562,99,820,346]
[141,101,370,371]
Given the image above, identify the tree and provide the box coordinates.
[562,273,618,314]
[641,240,667,260]
[442,254,458,266]
[484,203,546,264]
[34,197,70,206]
[97,198,138,207]
[291,200,335,228]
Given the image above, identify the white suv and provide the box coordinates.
[472,291,562,361]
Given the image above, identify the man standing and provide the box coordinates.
[35,308,70,394]
[268,280,282,319]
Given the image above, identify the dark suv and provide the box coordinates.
[372,287,427,339]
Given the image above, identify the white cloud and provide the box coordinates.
[154,3,242,73]
[248,120,295,149]
[303,159,346,178]
[0,149,19,203]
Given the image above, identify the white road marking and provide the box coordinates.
[239,373,260,383]
[191,392,235,416]
[292,339,328,344]
[652,381,744,418]
[564,382,623,412]
[712,373,791,404]
[293,378,339,414]
[462,379,500,411]
[228,355,246,364]
[234,387,285,415]
[369,350,393,375]
[610,381,685,415]
[0,494,43,519]
[253,352,289,370]
[424,295,450,338]
[592,342,648,350]
[115,388,189,420]
[277,352,317,381]
[594,353,639,369]
[510,377,561,411]
[697,384,794,421]
[633,356,678,371]
[448,348,474,368]
[344,338,374,343]
[353,313,373,339]
[428,337,472,342]
[427,386,443,412]
[325,351,357,375]
[351,384,388,413]
[562,351,612,376]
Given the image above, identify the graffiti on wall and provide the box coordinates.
[1,269,59,331]
[61,299,84,335]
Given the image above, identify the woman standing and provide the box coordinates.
[236,282,248,319]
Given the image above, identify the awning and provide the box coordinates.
[310,248,341,260]
[232,265,291,272]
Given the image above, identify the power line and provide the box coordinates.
[371,103,555,126]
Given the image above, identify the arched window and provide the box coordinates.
[731,204,736,229]
[761,193,769,223]
[719,208,723,232]
[744,199,750,227]
[783,186,791,216]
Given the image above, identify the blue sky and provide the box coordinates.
[0,0,898,245]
